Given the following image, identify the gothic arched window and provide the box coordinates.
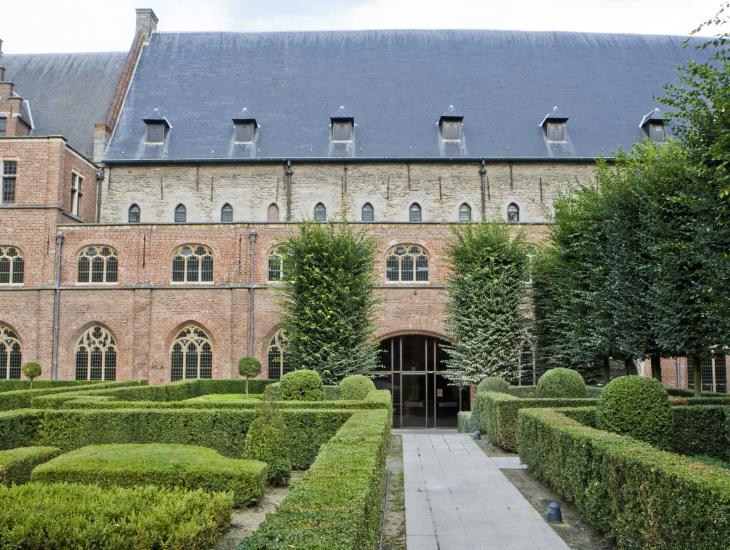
[268,248,284,282]
[386,245,429,282]
[409,203,422,222]
[361,202,374,222]
[174,204,187,223]
[171,325,213,381]
[267,329,293,379]
[78,246,118,284]
[172,245,214,283]
[0,325,22,380]
[314,202,327,222]
[75,325,116,381]
[0,246,24,285]
[459,203,472,222]
[128,204,141,223]
[507,203,520,223]
[221,203,233,223]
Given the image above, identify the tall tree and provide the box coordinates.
[280,223,379,384]
[443,223,531,387]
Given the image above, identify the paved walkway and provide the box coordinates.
[401,431,569,550]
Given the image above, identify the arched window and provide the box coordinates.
[507,203,520,223]
[174,204,187,223]
[172,245,214,283]
[361,202,374,222]
[78,246,118,284]
[409,203,422,222]
[386,245,429,282]
[267,203,280,222]
[314,202,327,222]
[75,325,116,381]
[170,325,213,381]
[221,203,233,223]
[0,325,22,379]
[267,329,293,379]
[459,203,472,222]
[0,246,24,285]
[268,248,284,282]
[128,204,141,223]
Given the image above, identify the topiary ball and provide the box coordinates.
[339,374,376,400]
[263,382,280,400]
[245,414,291,486]
[279,369,325,401]
[536,368,587,398]
[477,376,510,394]
[596,375,670,448]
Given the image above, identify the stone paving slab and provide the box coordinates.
[403,432,569,550]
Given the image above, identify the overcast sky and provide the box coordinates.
[1,0,726,53]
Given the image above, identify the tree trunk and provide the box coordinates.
[602,356,611,384]
[624,358,637,376]
[650,353,662,381]
[691,355,702,397]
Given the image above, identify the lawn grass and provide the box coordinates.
[31,443,267,506]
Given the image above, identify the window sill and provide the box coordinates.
[170,281,215,285]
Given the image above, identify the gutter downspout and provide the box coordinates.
[247,231,257,356]
[51,233,64,380]
[284,161,293,222]
[479,160,487,221]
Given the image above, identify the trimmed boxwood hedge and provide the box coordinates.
[517,407,730,549]
[339,374,376,400]
[279,369,325,401]
[669,405,730,462]
[536,367,587,398]
[457,411,473,433]
[0,380,146,411]
[32,443,267,506]
[0,380,96,393]
[243,408,391,549]
[0,482,232,549]
[474,391,599,450]
[0,446,61,485]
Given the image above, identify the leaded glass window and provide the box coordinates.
[75,325,116,381]
[314,202,326,222]
[386,245,428,282]
[170,325,213,381]
[128,204,141,223]
[267,329,292,379]
[172,245,214,283]
[0,246,23,285]
[268,248,284,282]
[221,203,233,222]
[77,246,118,284]
[174,204,187,223]
[459,203,471,222]
[361,202,374,222]
[0,326,21,380]
[2,160,17,204]
[409,203,422,222]
[507,203,520,223]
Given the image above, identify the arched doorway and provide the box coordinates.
[374,334,470,428]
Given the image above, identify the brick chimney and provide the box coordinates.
[135,8,158,39]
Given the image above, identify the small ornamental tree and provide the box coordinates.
[245,395,291,485]
[238,357,262,395]
[21,362,41,389]
[280,223,379,384]
[443,223,531,387]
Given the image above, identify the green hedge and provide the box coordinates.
[0,410,44,450]
[0,446,61,485]
[505,385,604,398]
[669,406,730,462]
[0,482,232,549]
[0,380,97,393]
[457,411,473,433]
[32,443,267,506]
[474,391,599,450]
[517,407,730,549]
[1,380,146,411]
[244,408,391,549]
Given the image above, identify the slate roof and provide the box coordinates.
[105,30,708,162]
[1,52,126,159]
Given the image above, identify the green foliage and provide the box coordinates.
[238,356,262,395]
[339,374,376,400]
[457,411,473,433]
[20,363,41,388]
[536,368,587,398]
[474,391,599,450]
[0,380,146,411]
[245,398,292,485]
[281,223,379,383]
[243,409,391,550]
[596,376,671,448]
[0,446,61,486]
[279,369,325,401]
[323,385,341,400]
[477,376,510,394]
[669,405,730,462]
[517,407,730,549]
[0,380,93,393]
[32,443,267,506]
[443,223,531,386]
[0,482,232,549]
[263,382,279,400]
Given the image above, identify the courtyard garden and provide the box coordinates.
[0,371,392,549]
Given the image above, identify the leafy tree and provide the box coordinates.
[280,223,379,384]
[443,223,531,387]
[21,362,41,389]
[238,356,262,395]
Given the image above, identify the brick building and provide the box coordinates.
[0,10,727,427]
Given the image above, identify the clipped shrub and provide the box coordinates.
[238,356,262,395]
[0,482,232,549]
[477,376,510,394]
[245,399,291,485]
[324,385,341,400]
[21,362,42,389]
[536,368,587,398]
[457,411,473,433]
[32,443,267,506]
[1,379,146,411]
[279,369,325,401]
[339,374,376,400]
[596,375,671,447]
[0,446,61,485]
[263,382,280,400]
[670,405,729,461]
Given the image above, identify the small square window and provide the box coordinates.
[146,122,166,143]
[546,122,565,142]
[332,121,353,142]
[441,120,462,140]
[235,122,255,143]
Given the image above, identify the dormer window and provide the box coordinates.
[439,118,463,140]
[143,109,170,144]
[541,106,568,142]
[331,119,354,142]
[640,108,668,143]
[234,120,257,143]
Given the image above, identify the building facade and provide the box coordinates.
[0,10,727,427]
